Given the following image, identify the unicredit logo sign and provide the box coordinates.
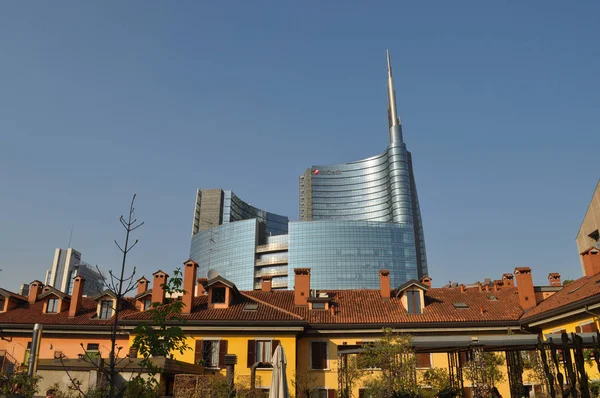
[313,169,341,176]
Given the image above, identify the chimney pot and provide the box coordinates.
[548,273,562,287]
[182,260,198,315]
[136,277,149,296]
[477,282,482,292]
[419,275,432,288]
[261,276,272,293]
[514,267,536,310]
[459,284,465,293]
[196,278,208,295]
[28,281,44,304]
[479,304,484,315]
[69,276,85,317]
[152,270,169,305]
[294,268,311,306]
[379,270,391,299]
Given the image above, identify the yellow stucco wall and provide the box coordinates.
[539,315,600,381]
[168,333,297,392]
[297,336,518,398]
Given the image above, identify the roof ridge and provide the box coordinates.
[240,292,304,320]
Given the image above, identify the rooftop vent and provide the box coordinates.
[453,302,469,309]
[488,295,498,301]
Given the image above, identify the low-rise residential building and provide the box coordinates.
[3,259,600,397]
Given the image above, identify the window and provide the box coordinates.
[212,287,226,304]
[0,298,5,312]
[99,300,113,319]
[86,343,101,359]
[256,340,272,363]
[197,340,227,368]
[311,341,328,370]
[416,353,432,368]
[406,291,421,314]
[312,302,326,310]
[452,302,469,309]
[143,299,152,311]
[47,298,59,313]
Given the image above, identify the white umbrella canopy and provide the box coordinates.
[269,344,289,398]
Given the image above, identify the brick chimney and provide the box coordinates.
[379,270,391,299]
[548,273,561,286]
[514,267,536,310]
[485,284,490,292]
[477,282,483,292]
[459,284,465,293]
[261,276,272,293]
[420,275,432,288]
[493,280,503,292]
[294,268,311,306]
[582,248,600,277]
[182,260,198,315]
[28,280,44,304]
[137,277,149,296]
[152,270,169,305]
[196,278,207,295]
[69,276,85,317]
[502,273,514,287]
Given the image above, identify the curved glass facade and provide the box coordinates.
[192,189,288,237]
[288,220,418,290]
[299,130,428,278]
[189,219,258,291]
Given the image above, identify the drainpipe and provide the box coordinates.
[28,323,43,377]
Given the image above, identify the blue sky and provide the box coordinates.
[1,2,598,290]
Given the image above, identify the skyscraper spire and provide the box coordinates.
[386,50,401,128]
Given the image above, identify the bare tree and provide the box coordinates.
[106,194,144,398]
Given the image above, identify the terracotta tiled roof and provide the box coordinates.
[0,297,138,326]
[0,288,27,302]
[0,285,524,328]
[521,275,600,320]
[244,286,523,326]
[121,294,304,324]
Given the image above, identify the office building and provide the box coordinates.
[189,52,428,290]
[44,248,104,295]
[298,51,427,280]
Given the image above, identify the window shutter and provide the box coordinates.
[128,347,138,358]
[459,351,467,365]
[194,339,202,365]
[219,340,228,369]
[327,389,337,398]
[247,340,256,368]
[416,353,431,368]
[272,340,280,355]
[320,342,328,369]
[311,342,320,369]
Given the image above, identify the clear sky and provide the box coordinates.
[1,2,598,291]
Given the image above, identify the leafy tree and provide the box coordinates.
[563,279,575,286]
[463,351,505,390]
[338,355,365,398]
[420,367,460,398]
[128,267,190,397]
[0,372,40,398]
[360,329,417,398]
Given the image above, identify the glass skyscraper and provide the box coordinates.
[298,51,427,278]
[189,51,428,290]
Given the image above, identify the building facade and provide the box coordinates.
[189,53,427,289]
[43,248,104,296]
[299,51,427,278]
[1,261,585,398]
[191,188,288,237]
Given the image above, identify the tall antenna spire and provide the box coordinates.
[387,49,401,128]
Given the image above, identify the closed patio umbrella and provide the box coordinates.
[269,344,289,398]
